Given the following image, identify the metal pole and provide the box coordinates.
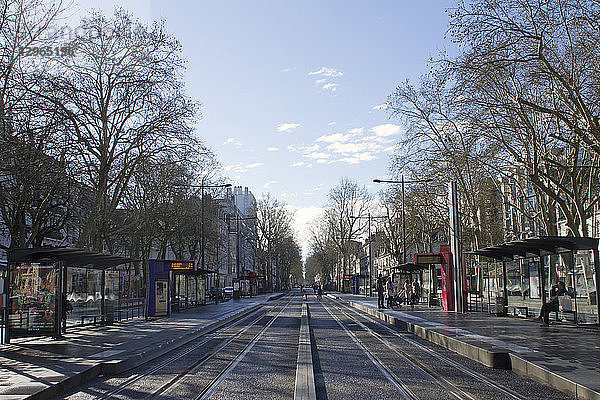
[594,246,600,326]
[368,213,372,297]
[236,217,241,280]
[201,180,205,273]
[402,175,406,264]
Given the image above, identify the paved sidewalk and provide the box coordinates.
[0,293,284,400]
[328,292,600,400]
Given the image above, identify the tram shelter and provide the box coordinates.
[1,247,134,344]
[467,236,600,325]
[147,259,213,317]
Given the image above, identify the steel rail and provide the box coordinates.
[95,305,266,400]
[328,300,471,400]
[320,300,419,400]
[194,296,296,400]
[331,297,526,400]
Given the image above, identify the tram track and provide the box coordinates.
[93,305,266,400]
[62,294,295,400]
[325,296,528,400]
[147,295,296,399]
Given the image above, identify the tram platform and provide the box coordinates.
[328,292,600,400]
[0,293,284,400]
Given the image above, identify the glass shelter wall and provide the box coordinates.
[65,267,102,326]
[8,263,57,337]
[470,248,599,324]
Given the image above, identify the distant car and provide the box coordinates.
[224,286,234,298]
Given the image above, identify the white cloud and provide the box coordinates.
[348,127,364,135]
[224,163,247,173]
[280,67,292,72]
[304,152,331,160]
[316,133,352,143]
[384,144,400,152]
[335,152,376,164]
[245,162,263,169]
[277,123,300,132]
[308,66,344,77]
[326,142,380,154]
[263,180,278,188]
[372,103,389,110]
[315,78,326,84]
[291,161,312,168]
[303,144,321,152]
[328,121,336,126]
[321,83,338,91]
[370,123,402,137]
[222,137,242,146]
[267,147,279,152]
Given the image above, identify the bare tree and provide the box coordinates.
[40,9,204,251]
[256,193,293,291]
[324,178,371,290]
[449,0,600,236]
[387,73,500,250]
[0,0,72,250]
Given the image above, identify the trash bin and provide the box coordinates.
[104,301,115,325]
[495,296,507,316]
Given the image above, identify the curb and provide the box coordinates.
[27,304,262,400]
[342,298,600,400]
[510,354,600,400]
[268,292,285,301]
[347,301,510,369]
[294,302,316,400]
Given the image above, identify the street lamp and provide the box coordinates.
[373,176,434,264]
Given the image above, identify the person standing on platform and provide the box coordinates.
[377,274,385,308]
[411,279,421,305]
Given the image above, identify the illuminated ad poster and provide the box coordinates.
[10,263,57,335]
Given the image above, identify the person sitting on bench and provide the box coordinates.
[538,281,567,325]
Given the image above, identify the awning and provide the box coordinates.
[467,236,600,261]
[8,247,136,269]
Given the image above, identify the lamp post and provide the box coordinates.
[373,177,434,264]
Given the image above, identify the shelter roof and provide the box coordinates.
[8,247,135,269]
[392,262,427,272]
[467,236,599,261]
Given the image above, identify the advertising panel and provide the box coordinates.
[9,263,57,336]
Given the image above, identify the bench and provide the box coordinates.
[510,306,529,318]
[81,314,101,325]
[555,296,577,322]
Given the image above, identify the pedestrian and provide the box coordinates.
[387,278,396,308]
[538,281,569,325]
[411,279,421,305]
[377,274,385,308]
[403,280,411,304]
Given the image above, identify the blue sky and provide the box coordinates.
[72,0,455,253]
